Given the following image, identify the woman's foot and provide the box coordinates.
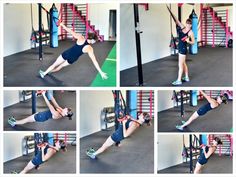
[11,170,18,174]
[172,80,182,86]
[176,125,184,131]
[86,148,96,159]
[182,76,190,82]
[8,116,16,127]
[39,70,45,78]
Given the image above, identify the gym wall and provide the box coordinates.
[158,134,189,171]
[120,4,171,70]
[120,4,202,71]
[158,90,174,112]
[3,90,22,108]
[80,90,126,138]
[4,133,33,162]
[4,3,60,57]
[89,3,117,41]
[4,4,32,56]
[213,5,233,29]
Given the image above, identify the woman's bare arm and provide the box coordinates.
[199,91,216,105]
[60,23,82,39]
[41,147,56,162]
[166,5,185,28]
[186,31,195,45]
[203,146,216,159]
[42,93,59,116]
[122,120,138,138]
[86,46,108,79]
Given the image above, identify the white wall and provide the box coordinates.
[158,134,188,170]
[120,4,172,71]
[4,90,21,108]
[120,4,203,71]
[4,4,31,56]
[4,3,60,57]
[4,133,33,162]
[89,3,117,41]
[80,90,126,138]
[158,90,174,112]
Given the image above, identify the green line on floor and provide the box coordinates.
[91,43,116,87]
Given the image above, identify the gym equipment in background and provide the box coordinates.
[189,9,198,54]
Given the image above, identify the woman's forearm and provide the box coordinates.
[89,52,103,74]
[51,97,61,109]
[188,35,195,45]
[188,40,195,45]
[41,149,46,162]
[204,148,214,159]
[60,24,79,38]
[122,123,127,138]
[92,59,103,73]
[61,24,71,33]
[167,7,182,27]
[42,94,56,113]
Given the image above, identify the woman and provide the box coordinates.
[16,140,67,174]
[167,6,195,85]
[194,137,223,174]
[86,112,151,159]
[176,90,227,131]
[39,22,108,80]
[8,90,73,127]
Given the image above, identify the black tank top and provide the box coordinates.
[177,26,191,49]
[62,40,89,64]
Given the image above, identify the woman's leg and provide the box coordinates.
[177,54,186,81]
[42,55,66,76]
[194,162,203,174]
[50,60,70,73]
[94,136,115,156]
[20,161,36,174]
[183,60,189,78]
[15,114,36,125]
[181,111,199,128]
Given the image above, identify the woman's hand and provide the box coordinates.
[100,71,108,80]
[185,38,190,43]
[59,21,64,26]
[122,119,127,124]
[186,37,194,44]
[199,90,203,94]
[41,90,46,96]
[202,146,206,150]
[41,144,46,151]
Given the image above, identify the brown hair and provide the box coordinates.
[59,140,67,152]
[87,32,98,42]
[186,18,192,24]
[67,108,73,118]
[219,95,228,104]
[137,112,151,126]
[214,137,223,145]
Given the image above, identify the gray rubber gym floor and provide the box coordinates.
[4,40,115,87]
[4,145,76,174]
[158,100,232,132]
[158,154,232,173]
[4,91,76,131]
[80,121,154,173]
[120,47,232,87]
